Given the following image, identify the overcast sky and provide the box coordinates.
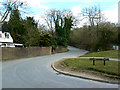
[0,0,119,27]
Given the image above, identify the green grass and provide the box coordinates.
[67,49,69,51]
[80,50,119,58]
[61,58,120,76]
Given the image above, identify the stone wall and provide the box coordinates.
[1,46,68,60]
[2,47,51,60]
[53,46,67,53]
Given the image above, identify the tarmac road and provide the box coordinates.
[2,46,118,88]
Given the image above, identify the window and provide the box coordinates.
[5,33,9,38]
[0,34,1,37]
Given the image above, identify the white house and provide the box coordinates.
[0,23,23,47]
[0,31,15,47]
[0,23,15,47]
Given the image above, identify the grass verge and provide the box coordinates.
[80,50,119,58]
[59,58,120,79]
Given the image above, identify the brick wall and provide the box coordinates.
[2,47,52,60]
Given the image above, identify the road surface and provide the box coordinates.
[2,46,118,88]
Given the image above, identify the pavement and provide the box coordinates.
[1,46,119,88]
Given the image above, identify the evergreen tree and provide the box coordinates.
[24,17,40,46]
[54,11,73,47]
[7,9,25,44]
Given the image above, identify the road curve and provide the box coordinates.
[2,46,118,88]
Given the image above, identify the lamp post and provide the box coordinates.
[118,1,120,50]
[114,1,120,50]
[116,1,120,27]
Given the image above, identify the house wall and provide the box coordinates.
[0,31,13,43]
[2,47,52,60]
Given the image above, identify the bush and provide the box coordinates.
[51,38,57,51]
[39,34,52,47]
[56,37,68,47]
[70,22,118,51]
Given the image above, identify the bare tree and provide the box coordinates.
[0,0,25,23]
[82,5,103,28]
[44,10,62,36]
[44,10,56,36]
[44,9,74,36]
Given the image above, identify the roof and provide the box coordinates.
[0,23,2,31]
[0,23,9,32]
[0,31,13,43]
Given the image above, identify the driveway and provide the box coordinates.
[1,46,118,88]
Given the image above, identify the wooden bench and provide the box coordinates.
[89,57,109,65]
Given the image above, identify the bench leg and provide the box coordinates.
[104,60,105,65]
[93,60,95,65]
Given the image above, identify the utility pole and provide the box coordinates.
[118,1,120,26]
[118,1,120,50]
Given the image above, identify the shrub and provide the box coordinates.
[51,38,57,51]
[70,22,118,51]
[39,34,52,47]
